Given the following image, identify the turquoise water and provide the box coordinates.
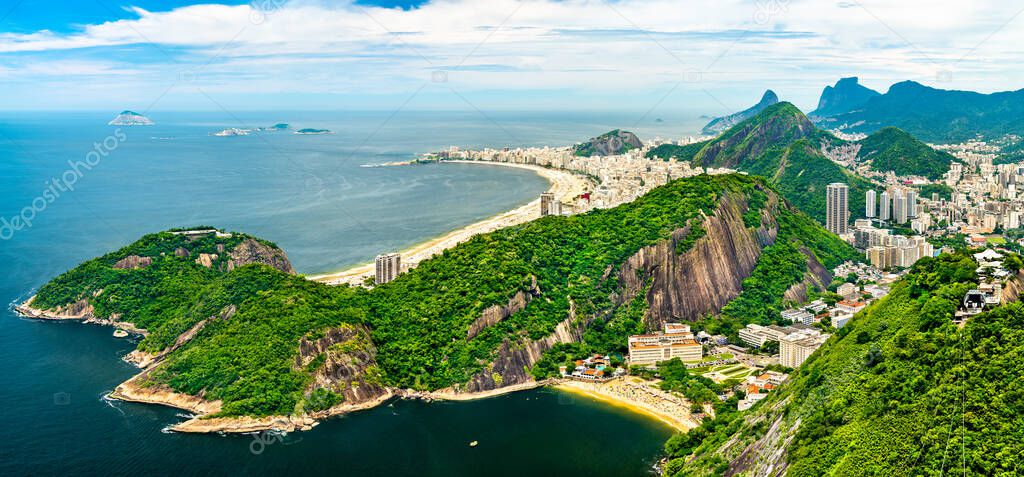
[0,111,696,476]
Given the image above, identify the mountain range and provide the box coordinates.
[811,79,1024,142]
[809,77,880,118]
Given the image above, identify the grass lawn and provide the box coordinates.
[987,237,1007,245]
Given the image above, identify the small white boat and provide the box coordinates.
[469,440,478,447]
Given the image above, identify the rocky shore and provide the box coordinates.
[16,295,148,335]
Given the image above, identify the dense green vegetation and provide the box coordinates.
[856,127,956,179]
[148,266,366,417]
[645,141,710,162]
[36,175,813,415]
[30,173,857,420]
[365,174,742,390]
[688,102,874,223]
[672,252,1024,476]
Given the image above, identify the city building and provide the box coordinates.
[628,323,703,365]
[374,253,401,285]
[826,183,850,235]
[837,283,859,301]
[780,309,813,325]
[865,190,876,218]
[540,192,556,216]
[906,190,918,218]
[893,190,908,224]
[879,190,892,221]
[737,323,790,348]
[779,329,830,368]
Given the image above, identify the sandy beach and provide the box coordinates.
[555,378,701,432]
[309,160,594,286]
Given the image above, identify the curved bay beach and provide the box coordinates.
[308,160,595,286]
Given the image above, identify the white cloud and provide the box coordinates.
[0,0,1022,109]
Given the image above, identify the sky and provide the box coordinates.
[1,0,1022,114]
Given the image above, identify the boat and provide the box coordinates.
[469,440,478,447]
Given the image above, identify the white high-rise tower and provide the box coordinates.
[865,190,877,218]
[826,183,849,235]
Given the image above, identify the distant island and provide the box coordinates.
[108,110,154,126]
[295,128,331,135]
[213,128,250,137]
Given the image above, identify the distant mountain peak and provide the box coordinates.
[810,77,880,118]
[701,89,781,136]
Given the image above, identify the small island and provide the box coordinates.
[295,128,332,135]
[213,128,250,137]
[108,110,154,126]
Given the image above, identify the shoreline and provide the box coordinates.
[308,160,593,286]
[13,295,692,435]
[554,378,699,433]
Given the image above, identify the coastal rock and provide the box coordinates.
[173,247,190,258]
[113,255,153,270]
[462,303,588,393]
[296,325,389,406]
[227,238,295,274]
[111,373,222,416]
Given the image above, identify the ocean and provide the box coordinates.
[0,110,705,476]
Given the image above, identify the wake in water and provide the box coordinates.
[100,392,127,416]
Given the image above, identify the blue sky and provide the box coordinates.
[1,0,1022,113]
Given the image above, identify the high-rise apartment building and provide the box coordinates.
[826,183,849,235]
[374,253,401,285]
[865,190,876,218]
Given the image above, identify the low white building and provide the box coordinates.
[779,329,830,368]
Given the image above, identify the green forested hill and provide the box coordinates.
[688,102,873,223]
[670,252,1024,476]
[857,126,957,179]
[645,141,710,162]
[30,174,854,418]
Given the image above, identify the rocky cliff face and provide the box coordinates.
[466,275,541,340]
[621,191,779,328]
[228,238,295,274]
[463,187,809,393]
[462,305,587,393]
[113,255,152,270]
[297,325,389,405]
[782,247,832,304]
